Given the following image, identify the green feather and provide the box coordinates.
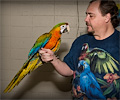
[97,62,101,74]
[109,59,119,71]
[103,63,108,73]
[106,62,114,73]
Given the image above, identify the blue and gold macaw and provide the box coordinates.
[4,22,70,93]
[77,60,106,99]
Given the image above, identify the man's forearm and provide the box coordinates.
[51,56,73,76]
[39,48,73,76]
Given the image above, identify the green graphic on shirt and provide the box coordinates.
[79,43,119,74]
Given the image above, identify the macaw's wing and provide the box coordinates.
[28,33,52,58]
[80,74,105,99]
[86,48,119,74]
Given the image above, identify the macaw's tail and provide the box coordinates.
[4,53,43,93]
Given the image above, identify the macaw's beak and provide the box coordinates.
[78,65,84,72]
[67,24,70,32]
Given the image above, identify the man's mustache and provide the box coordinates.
[86,22,91,26]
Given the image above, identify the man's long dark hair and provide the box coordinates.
[90,0,119,28]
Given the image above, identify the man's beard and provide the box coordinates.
[86,22,95,34]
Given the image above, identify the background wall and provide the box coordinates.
[1,0,119,100]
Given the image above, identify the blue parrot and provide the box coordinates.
[77,60,106,99]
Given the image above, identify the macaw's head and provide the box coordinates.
[50,22,70,34]
[77,60,90,74]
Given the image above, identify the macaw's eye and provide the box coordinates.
[62,25,66,28]
[61,25,66,29]
[78,65,84,72]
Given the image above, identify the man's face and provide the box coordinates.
[85,1,106,34]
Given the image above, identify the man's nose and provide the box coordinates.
[85,16,89,22]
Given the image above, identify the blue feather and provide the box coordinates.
[28,35,51,58]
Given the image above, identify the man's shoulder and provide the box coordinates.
[115,29,120,34]
[113,29,120,38]
[72,33,93,46]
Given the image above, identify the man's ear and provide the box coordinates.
[105,13,111,23]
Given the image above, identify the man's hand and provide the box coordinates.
[39,48,55,63]
[39,48,73,76]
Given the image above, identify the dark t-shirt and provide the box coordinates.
[64,29,120,99]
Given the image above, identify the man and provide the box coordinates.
[39,0,120,99]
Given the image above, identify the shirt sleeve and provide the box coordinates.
[63,36,83,71]
[63,51,75,71]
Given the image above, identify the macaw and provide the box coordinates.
[4,22,70,93]
[79,43,119,74]
[77,60,106,99]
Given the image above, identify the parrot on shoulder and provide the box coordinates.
[4,22,70,93]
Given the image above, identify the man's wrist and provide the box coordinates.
[50,55,59,63]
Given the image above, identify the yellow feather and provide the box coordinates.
[106,62,114,73]
[96,62,101,74]
[107,53,120,65]
[4,56,40,93]
[109,59,119,71]
[33,61,43,71]
[103,63,108,73]
[4,79,15,93]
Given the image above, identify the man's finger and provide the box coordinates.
[39,50,46,54]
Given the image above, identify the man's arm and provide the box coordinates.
[39,48,73,76]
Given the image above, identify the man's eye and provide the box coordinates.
[90,15,93,17]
